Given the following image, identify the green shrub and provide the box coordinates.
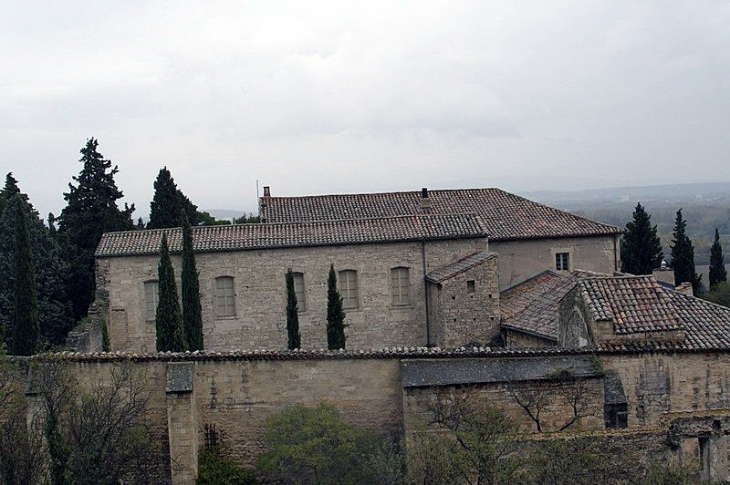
[196,447,258,485]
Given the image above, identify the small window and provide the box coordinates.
[466,280,476,293]
[144,280,159,321]
[292,272,306,312]
[339,270,359,309]
[556,252,570,271]
[215,276,236,317]
[604,403,628,429]
[391,267,410,306]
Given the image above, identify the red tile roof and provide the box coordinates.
[500,270,578,340]
[426,251,497,283]
[259,188,622,241]
[95,214,488,257]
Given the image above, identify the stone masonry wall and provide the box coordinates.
[431,256,501,348]
[491,235,618,290]
[98,238,487,353]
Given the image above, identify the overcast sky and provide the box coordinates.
[1,0,729,219]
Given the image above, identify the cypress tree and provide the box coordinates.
[155,233,186,352]
[0,174,73,347]
[10,195,40,355]
[57,138,135,321]
[148,167,201,229]
[620,202,664,275]
[181,213,204,351]
[326,264,346,350]
[709,228,727,290]
[285,269,301,350]
[670,209,702,294]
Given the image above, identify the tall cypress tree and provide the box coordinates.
[709,228,727,290]
[148,167,201,229]
[9,195,40,355]
[181,214,203,351]
[57,139,135,321]
[620,202,664,275]
[326,264,346,350]
[670,209,702,294]
[0,174,73,347]
[155,233,186,352]
[285,269,301,350]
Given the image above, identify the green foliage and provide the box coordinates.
[57,138,135,320]
[148,167,202,229]
[155,233,186,352]
[621,202,664,275]
[326,264,346,350]
[0,174,73,347]
[671,209,702,294]
[411,389,520,484]
[9,195,40,356]
[285,269,301,350]
[196,448,259,484]
[100,316,110,352]
[702,281,730,308]
[257,403,401,485]
[709,228,727,289]
[181,214,204,351]
[233,213,261,224]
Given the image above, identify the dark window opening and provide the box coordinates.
[556,252,570,271]
[604,403,628,429]
[467,280,476,293]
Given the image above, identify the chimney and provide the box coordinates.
[419,187,432,210]
[263,186,271,197]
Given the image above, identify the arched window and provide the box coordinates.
[214,276,236,317]
[338,270,359,309]
[144,280,159,321]
[391,267,410,306]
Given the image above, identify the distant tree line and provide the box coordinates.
[0,138,260,355]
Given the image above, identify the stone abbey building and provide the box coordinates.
[54,186,730,482]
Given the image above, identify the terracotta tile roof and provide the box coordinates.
[500,270,578,340]
[95,214,488,257]
[579,277,683,334]
[259,188,622,241]
[426,251,497,283]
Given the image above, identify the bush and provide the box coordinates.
[196,448,258,485]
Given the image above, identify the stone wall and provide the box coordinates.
[491,235,619,289]
[97,237,488,353]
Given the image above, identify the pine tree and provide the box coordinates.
[57,139,135,320]
[9,195,40,355]
[620,202,664,275]
[670,209,702,294]
[155,233,186,352]
[709,228,727,290]
[181,213,203,351]
[285,269,301,350]
[0,174,73,347]
[326,264,346,350]
[148,167,201,229]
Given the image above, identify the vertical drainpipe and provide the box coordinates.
[422,240,432,347]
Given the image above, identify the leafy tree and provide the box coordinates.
[709,228,727,289]
[257,403,401,485]
[670,209,702,294]
[620,202,664,275]
[702,281,730,308]
[155,233,186,352]
[9,195,40,356]
[181,214,204,351]
[285,269,301,350]
[148,167,204,229]
[196,448,259,484]
[0,174,73,347]
[56,139,135,321]
[233,213,260,224]
[326,264,346,350]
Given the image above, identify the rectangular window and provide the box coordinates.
[215,276,236,317]
[339,270,359,309]
[144,281,159,321]
[391,267,410,306]
[604,403,628,429]
[466,280,476,293]
[556,252,570,271]
[292,272,306,312]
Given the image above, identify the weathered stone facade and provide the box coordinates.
[98,237,492,353]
